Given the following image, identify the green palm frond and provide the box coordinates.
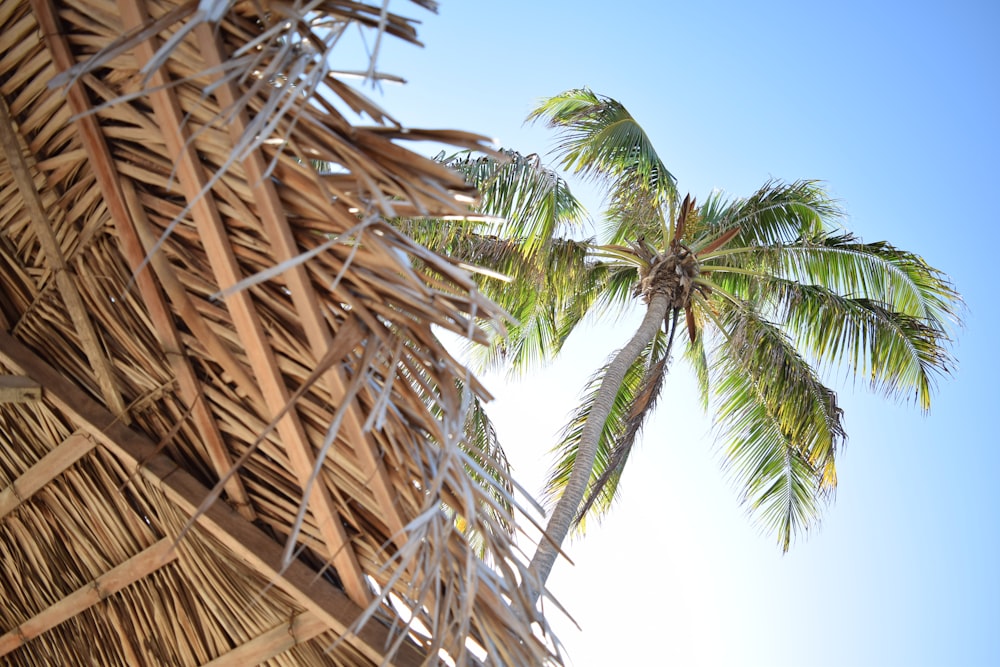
[700,180,841,249]
[772,282,955,410]
[780,233,962,325]
[480,248,643,377]
[458,393,516,557]
[526,89,673,189]
[704,232,959,411]
[591,242,649,268]
[400,149,587,261]
[576,261,641,323]
[448,151,591,375]
[719,394,825,553]
[705,233,960,328]
[393,214,482,255]
[445,149,588,256]
[720,305,846,470]
[395,150,594,375]
[528,88,677,245]
[711,305,845,550]
[474,280,558,373]
[471,237,595,374]
[544,238,601,307]
[542,260,633,356]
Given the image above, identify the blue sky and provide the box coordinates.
[366,2,999,664]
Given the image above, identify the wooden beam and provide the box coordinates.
[201,611,328,667]
[0,375,41,403]
[0,331,424,666]
[196,24,408,544]
[28,0,256,521]
[0,433,96,518]
[113,0,369,605]
[0,537,178,657]
[0,94,128,420]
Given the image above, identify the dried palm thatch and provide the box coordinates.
[0,1,561,664]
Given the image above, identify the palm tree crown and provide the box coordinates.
[521,88,961,591]
[409,89,961,596]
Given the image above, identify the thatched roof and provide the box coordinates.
[0,1,558,664]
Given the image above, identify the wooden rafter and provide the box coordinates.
[195,24,408,542]
[28,0,256,521]
[0,330,425,666]
[201,611,328,667]
[0,94,128,420]
[112,0,370,605]
[0,537,178,657]
[0,433,96,519]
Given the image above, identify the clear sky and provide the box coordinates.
[364,2,999,665]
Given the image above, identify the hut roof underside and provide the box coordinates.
[0,1,555,664]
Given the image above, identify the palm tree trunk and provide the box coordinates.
[527,291,672,597]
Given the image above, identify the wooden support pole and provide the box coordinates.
[0,433,96,518]
[196,24,408,544]
[0,537,177,657]
[201,611,328,667]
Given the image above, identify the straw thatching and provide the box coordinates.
[0,1,559,664]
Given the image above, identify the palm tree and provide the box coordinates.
[503,89,964,593]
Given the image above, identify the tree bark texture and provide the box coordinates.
[528,291,672,597]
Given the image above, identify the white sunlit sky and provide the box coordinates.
[357,2,998,666]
